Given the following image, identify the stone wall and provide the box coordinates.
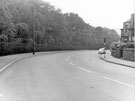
[123,48,135,61]
[111,48,123,58]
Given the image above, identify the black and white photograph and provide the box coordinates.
[0,0,134,101]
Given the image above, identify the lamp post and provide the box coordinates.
[31,6,35,55]
[103,37,106,58]
[31,5,45,55]
[104,37,106,47]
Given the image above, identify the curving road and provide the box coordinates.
[0,51,135,101]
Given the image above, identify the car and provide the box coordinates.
[98,47,106,54]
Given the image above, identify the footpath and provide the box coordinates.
[100,51,135,68]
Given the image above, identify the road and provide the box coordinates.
[0,50,134,101]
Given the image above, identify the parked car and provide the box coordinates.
[98,47,106,54]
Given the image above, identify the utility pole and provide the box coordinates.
[132,14,134,42]
[32,6,35,55]
[104,37,106,58]
[31,5,45,55]
[104,37,106,47]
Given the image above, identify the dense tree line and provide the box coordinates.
[0,0,120,51]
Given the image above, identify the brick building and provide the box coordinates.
[121,14,135,43]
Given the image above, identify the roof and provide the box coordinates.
[124,19,130,23]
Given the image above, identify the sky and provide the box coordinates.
[43,0,134,34]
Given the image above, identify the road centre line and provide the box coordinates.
[66,56,134,88]
[67,56,74,65]
[78,66,134,88]
[66,57,69,62]
[78,67,92,73]
[67,56,92,72]
[66,56,71,62]
[69,62,74,65]
[102,76,135,88]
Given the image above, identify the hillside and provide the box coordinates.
[0,0,120,51]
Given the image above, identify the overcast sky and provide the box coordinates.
[44,0,134,33]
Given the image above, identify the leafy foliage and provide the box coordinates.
[15,23,29,38]
[0,0,120,50]
[0,34,8,42]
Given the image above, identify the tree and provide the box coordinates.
[0,7,16,42]
[0,0,120,50]
[15,23,29,39]
[0,34,8,42]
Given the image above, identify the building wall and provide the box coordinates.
[130,14,135,41]
[123,48,135,61]
[121,13,135,42]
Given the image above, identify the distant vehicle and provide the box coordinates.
[98,48,106,54]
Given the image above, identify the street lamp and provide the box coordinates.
[104,37,106,47]
[31,6,35,55]
[103,37,106,58]
[31,5,45,55]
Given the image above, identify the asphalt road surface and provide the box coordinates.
[0,51,134,101]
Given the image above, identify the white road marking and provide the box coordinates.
[0,59,19,73]
[66,56,71,62]
[102,76,135,88]
[67,56,74,65]
[78,67,92,73]
[69,62,74,65]
[66,57,69,62]
[67,56,92,72]
[67,55,135,89]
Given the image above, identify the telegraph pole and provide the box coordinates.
[104,37,106,58]
[32,6,35,55]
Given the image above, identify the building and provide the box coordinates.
[121,14,135,43]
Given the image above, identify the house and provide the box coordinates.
[121,14,134,43]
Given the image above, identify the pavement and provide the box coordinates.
[100,51,135,68]
[0,50,135,101]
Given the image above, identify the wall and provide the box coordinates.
[123,48,135,61]
[121,13,135,42]
[111,47,123,58]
